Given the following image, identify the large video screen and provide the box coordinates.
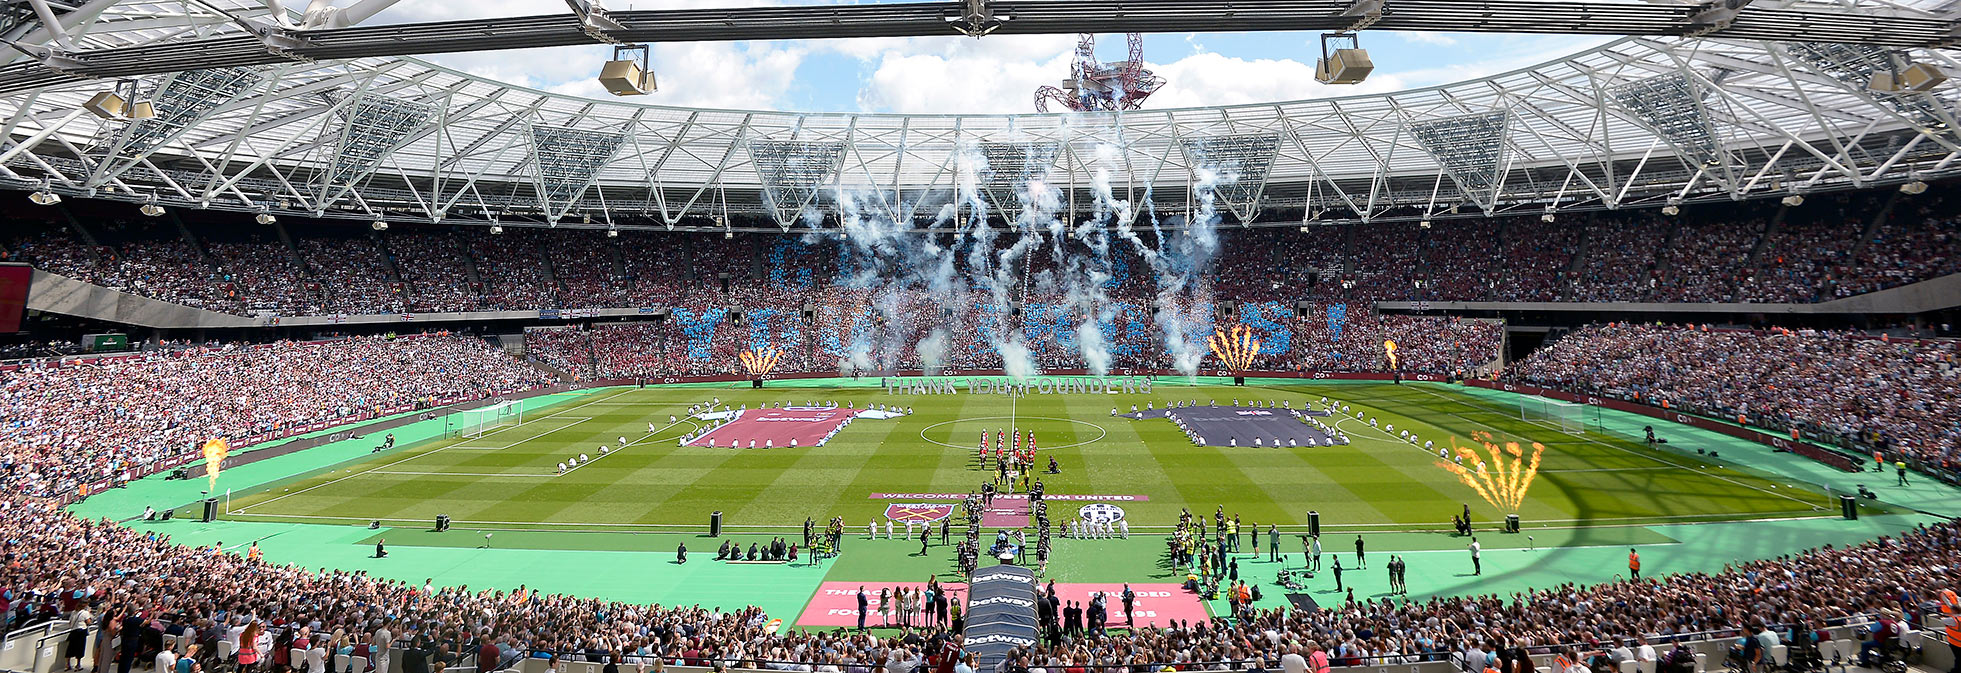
[0,264,29,334]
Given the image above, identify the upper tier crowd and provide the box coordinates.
[1510,324,1959,468]
[520,304,1502,379]
[5,496,1954,673]
[4,189,1955,318]
[0,335,553,499]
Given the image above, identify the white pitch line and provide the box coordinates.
[556,403,716,476]
[556,431,659,476]
[453,417,593,450]
[233,389,637,513]
[454,411,591,445]
[216,509,1836,532]
[1537,466,1679,474]
[1402,385,1822,509]
[368,470,559,477]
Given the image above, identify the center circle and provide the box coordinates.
[918,416,1108,450]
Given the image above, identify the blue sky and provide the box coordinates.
[375,1,1613,114]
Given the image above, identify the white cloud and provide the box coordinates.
[339,0,1618,114]
[1390,31,1459,47]
[1144,52,1411,109]
[849,35,1077,114]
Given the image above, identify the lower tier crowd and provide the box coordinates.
[4,497,1954,673]
[0,335,554,499]
[1509,324,1959,469]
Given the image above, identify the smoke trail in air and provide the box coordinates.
[1067,141,1129,376]
[830,187,964,374]
[954,136,1056,381]
[1108,155,1236,377]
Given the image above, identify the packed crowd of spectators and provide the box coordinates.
[1651,218,1763,303]
[3,494,1952,672]
[1835,208,1961,298]
[524,299,1501,379]
[198,236,322,315]
[4,187,1958,317]
[1508,323,1959,467]
[1568,216,1665,302]
[0,334,553,499]
[299,237,407,315]
[386,232,479,314]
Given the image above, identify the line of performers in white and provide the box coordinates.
[869,519,946,539]
[556,435,637,473]
[1064,518,1129,538]
[1166,411,1353,447]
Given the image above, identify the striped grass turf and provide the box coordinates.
[220,381,1840,536]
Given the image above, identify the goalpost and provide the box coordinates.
[1520,397,1586,435]
[456,401,523,439]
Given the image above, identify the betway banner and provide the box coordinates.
[963,565,1038,671]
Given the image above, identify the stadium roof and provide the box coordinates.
[0,0,1957,231]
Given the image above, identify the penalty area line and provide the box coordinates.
[1401,385,1823,510]
[231,388,636,514]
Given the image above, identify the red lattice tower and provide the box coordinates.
[1034,33,1166,113]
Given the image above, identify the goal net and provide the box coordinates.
[457,401,523,439]
[1520,397,1585,434]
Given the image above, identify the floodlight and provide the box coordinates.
[1314,33,1372,85]
[1540,213,1556,223]
[371,220,389,231]
[1781,194,1805,207]
[1419,220,1431,229]
[599,44,657,96]
[82,80,154,120]
[139,197,165,217]
[606,228,618,238]
[82,91,128,119]
[255,212,277,225]
[1661,205,1680,216]
[489,224,504,234]
[28,190,60,206]
[1869,63,1947,93]
[1900,181,1929,195]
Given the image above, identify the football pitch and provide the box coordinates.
[221,380,1836,534]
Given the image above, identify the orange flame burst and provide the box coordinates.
[1208,325,1261,372]
[1384,339,1399,370]
[201,438,230,490]
[740,347,782,376]
[1434,431,1544,512]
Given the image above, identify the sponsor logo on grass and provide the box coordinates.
[869,492,1149,501]
[884,503,954,523]
[1078,503,1126,523]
